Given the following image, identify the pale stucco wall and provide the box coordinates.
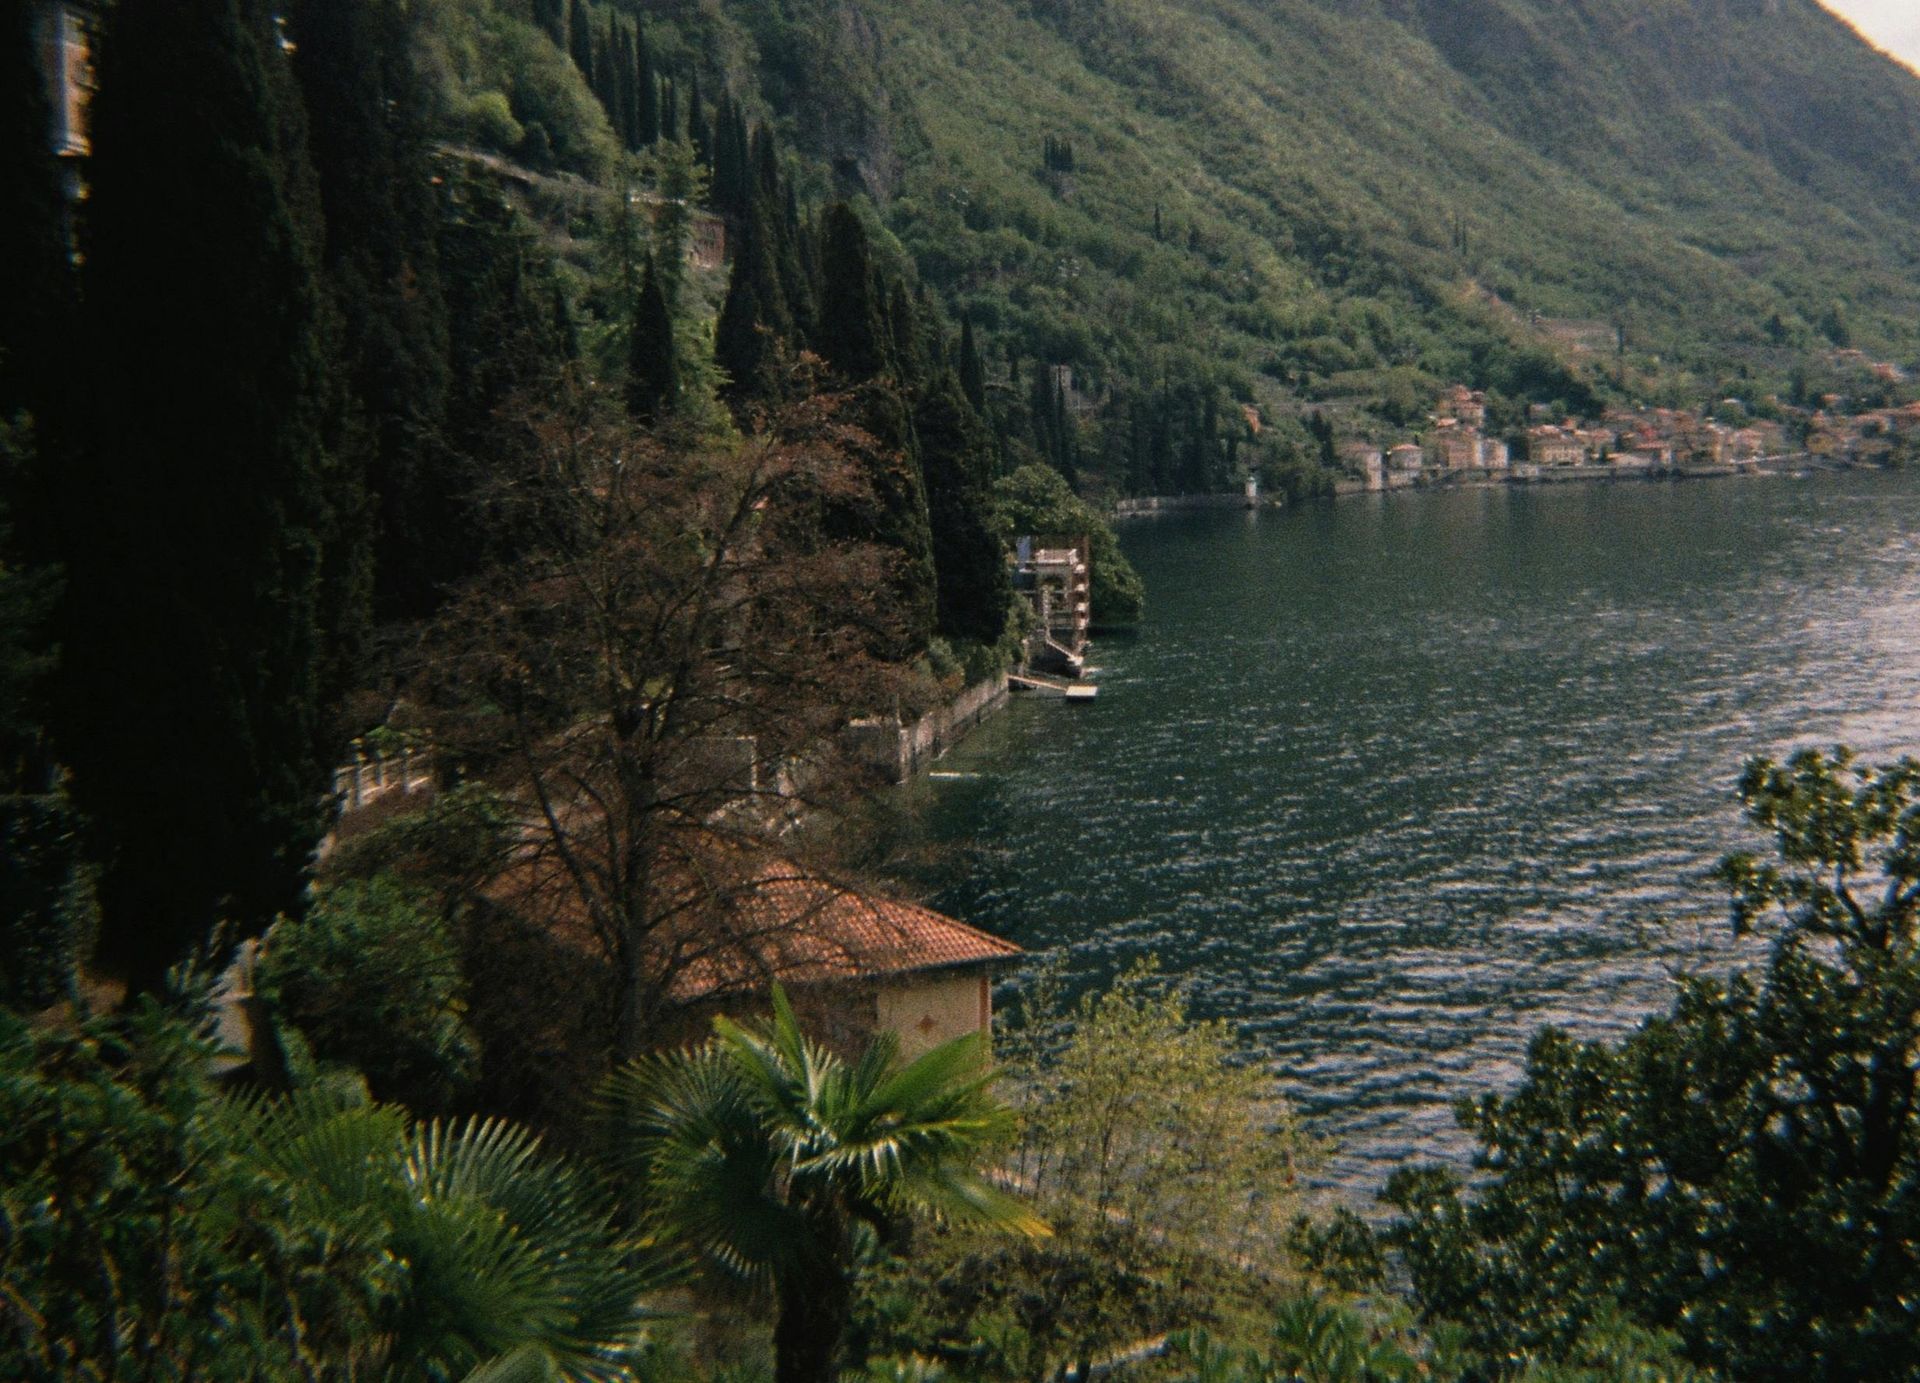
[874,970,991,1059]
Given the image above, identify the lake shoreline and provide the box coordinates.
[919,468,1920,1198]
[1108,453,1897,519]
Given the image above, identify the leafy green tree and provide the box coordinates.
[855,962,1312,1381]
[1170,1300,1715,1383]
[256,876,480,1114]
[0,998,658,1379]
[60,0,349,992]
[1386,748,1920,1382]
[600,987,1046,1383]
[992,464,1144,626]
[1005,960,1308,1268]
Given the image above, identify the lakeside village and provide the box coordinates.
[1332,368,1919,493]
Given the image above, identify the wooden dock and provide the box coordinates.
[1009,672,1099,701]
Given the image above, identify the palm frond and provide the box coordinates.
[599,1049,807,1291]
[464,1345,560,1383]
[890,1165,1051,1239]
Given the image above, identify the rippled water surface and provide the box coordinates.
[912,471,1920,1196]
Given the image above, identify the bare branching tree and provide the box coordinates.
[421,376,933,1055]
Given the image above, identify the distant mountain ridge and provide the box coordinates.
[732,0,1920,422]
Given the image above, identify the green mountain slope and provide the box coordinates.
[716,0,1920,423]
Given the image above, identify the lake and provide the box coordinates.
[911,469,1920,1197]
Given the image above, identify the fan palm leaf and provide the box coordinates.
[219,1092,663,1382]
[600,986,1047,1383]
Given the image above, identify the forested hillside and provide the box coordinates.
[278,0,1920,490]
[691,0,1920,468]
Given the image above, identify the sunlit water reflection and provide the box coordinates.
[909,470,1920,1197]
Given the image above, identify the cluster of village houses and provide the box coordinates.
[1341,381,1920,490]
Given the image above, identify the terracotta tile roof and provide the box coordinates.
[668,873,1022,1002]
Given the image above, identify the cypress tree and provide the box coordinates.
[637,22,659,146]
[288,0,452,622]
[1148,390,1174,492]
[591,20,618,133]
[916,369,1012,646]
[815,203,891,383]
[62,0,345,990]
[0,3,70,429]
[958,318,987,413]
[714,255,768,405]
[660,76,679,142]
[710,92,736,209]
[1028,361,1056,461]
[717,102,752,217]
[568,0,593,80]
[755,143,812,340]
[617,22,640,151]
[439,164,573,491]
[687,71,709,167]
[627,256,677,425]
[0,1,90,1008]
[814,206,933,655]
[533,0,566,47]
[888,282,928,397]
[715,195,792,404]
[751,124,781,206]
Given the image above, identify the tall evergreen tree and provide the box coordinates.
[637,22,660,146]
[437,164,574,524]
[916,370,1012,646]
[812,205,933,656]
[757,149,812,340]
[591,20,619,135]
[62,0,346,991]
[288,0,451,622]
[712,98,751,217]
[958,318,987,414]
[627,256,677,425]
[0,3,70,430]
[567,0,593,80]
[616,21,640,151]
[1027,362,1057,464]
[714,194,793,405]
[687,71,709,166]
[887,283,929,397]
[751,124,781,206]
[0,3,90,1010]
[660,76,679,142]
[815,204,891,383]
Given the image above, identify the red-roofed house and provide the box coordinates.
[667,873,1022,1057]
[488,838,1023,1059]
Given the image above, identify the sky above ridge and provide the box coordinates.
[1821,1,1920,72]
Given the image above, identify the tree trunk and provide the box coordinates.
[774,1261,850,1383]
